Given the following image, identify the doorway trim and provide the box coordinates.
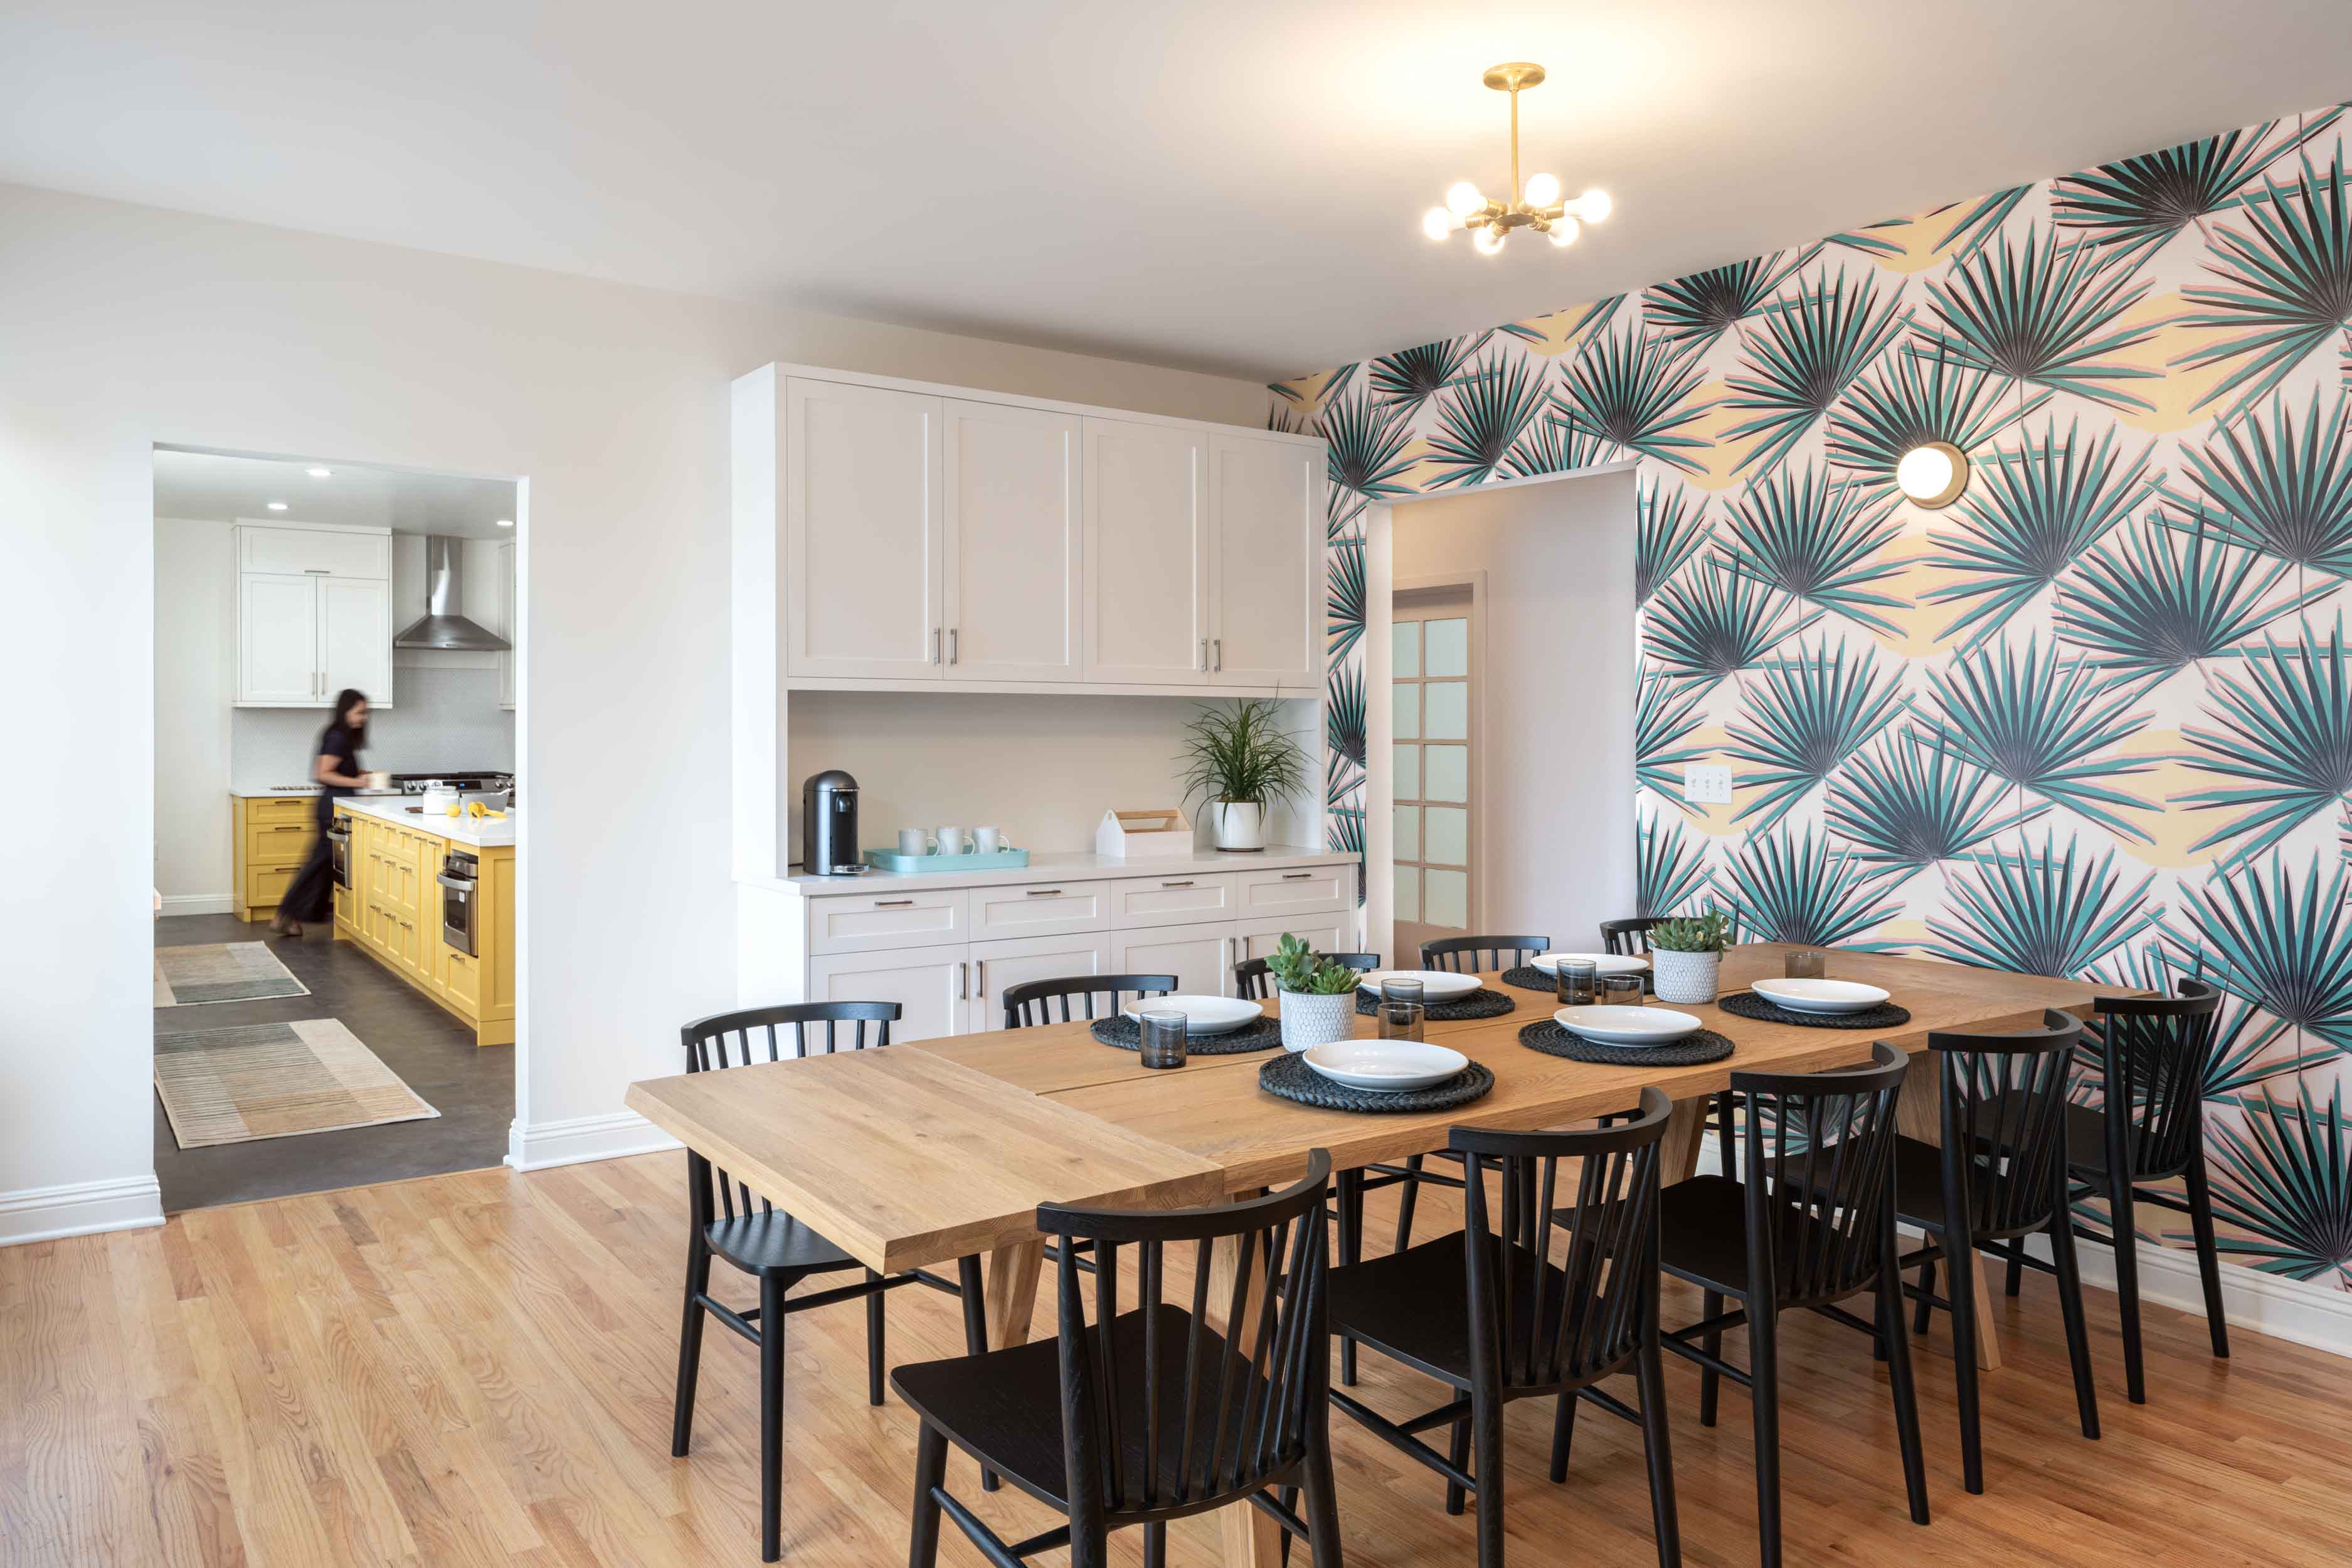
[1391,571,1488,956]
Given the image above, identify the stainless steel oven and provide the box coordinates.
[327,817,351,889]
[439,850,480,956]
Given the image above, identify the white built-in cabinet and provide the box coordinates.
[768,366,1323,696]
[235,522,393,707]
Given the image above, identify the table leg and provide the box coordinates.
[983,1239,1045,1351]
[1895,1051,2004,1372]
[1209,1190,1286,1568]
[1660,1096,1711,1186]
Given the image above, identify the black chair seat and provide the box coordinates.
[1656,1174,1857,1301]
[704,1208,864,1276]
[1327,1231,1571,1388]
[893,1303,1264,1512]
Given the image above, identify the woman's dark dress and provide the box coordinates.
[281,722,363,924]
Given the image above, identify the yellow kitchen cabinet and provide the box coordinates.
[332,801,514,1047]
[232,795,317,922]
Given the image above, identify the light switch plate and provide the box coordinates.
[1684,763,1733,805]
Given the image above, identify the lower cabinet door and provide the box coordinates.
[1234,911,1354,966]
[1109,921,1239,999]
[967,932,1114,1032]
[806,945,970,1044]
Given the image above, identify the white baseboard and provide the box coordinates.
[158,893,234,916]
[0,1175,164,1247]
[506,1111,680,1172]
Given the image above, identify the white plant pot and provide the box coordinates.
[1279,988,1356,1052]
[1212,800,1265,852]
[1651,948,1722,1005]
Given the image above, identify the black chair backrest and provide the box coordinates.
[1929,1009,2083,1239]
[1003,973,1179,1029]
[1453,1088,1670,1394]
[1421,935,1550,973]
[679,1002,901,1226]
[1232,952,1380,1000]
[2091,979,2223,1180]
[1035,1150,1333,1522]
[1599,918,1661,956]
[1736,1041,1909,1307]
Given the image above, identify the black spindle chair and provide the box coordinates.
[1233,951,1381,1000]
[1599,917,1661,956]
[893,1151,1342,1568]
[1657,1042,1929,1568]
[1002,973,1179,1028]
[1326,1091,1681,1568]
[2003,979,2227,1404]
[673,1003,993,1562]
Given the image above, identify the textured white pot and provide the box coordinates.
[1651,949,1722,1005]
[1212,800,1265,851]
[1279,988,1356,1052]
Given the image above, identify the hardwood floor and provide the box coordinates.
[4,1153,2349,1567]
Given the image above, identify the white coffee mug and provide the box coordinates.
[897,829,933,857]
[936,826,968,856]
[973,826,1006,854]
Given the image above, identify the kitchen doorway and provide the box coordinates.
[1391,582,1480,960]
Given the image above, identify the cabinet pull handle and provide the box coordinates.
[958,961,968,1000]
[931,628,941,664]
[1282,871,1315,881]
[1160,879,1195,888]
[975,959,985,997]
[876,898,916,908]
[1025,887,1064,897]
[304,568,329,574]
[949,628,958,665]
[1212,638,1222,673]
[1198,638,1206,671]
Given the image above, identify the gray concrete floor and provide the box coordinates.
[153,912,512,1211]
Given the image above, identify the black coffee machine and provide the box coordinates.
[800,769,864,876]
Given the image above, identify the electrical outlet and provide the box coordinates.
[1684,763,1733,805]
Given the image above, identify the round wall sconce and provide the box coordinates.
[1895,440,1968,508]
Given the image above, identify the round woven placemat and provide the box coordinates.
[1715,991,1912,1030]
[1518,1018,1735,1066]
[1256,1051,1495,1113]
[1500,965,1654,997]
[1355,987,1515,1021]
[1090,1013,1285,1054]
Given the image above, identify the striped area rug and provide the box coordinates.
[153,1018,439,1147]
[153,942,310,1007]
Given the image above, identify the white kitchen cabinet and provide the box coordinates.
[967,931,1113,1032]
[807,945,970,1044]
[1111,920,1239,999]
[968,878,1110,941]
[318,576,392,701]
[235,523,393,707]
[1083,416,1210,684]
[1211,432,1322,688]
[785,377,945,680]
[806,885,968,955]
[1107,872,1237,929]
[240,573,324,704]
[945,400,1081,682]
[239,524,389,578]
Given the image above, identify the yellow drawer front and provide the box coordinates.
[245,823,315,869]
[245,863,297,908]
[244,796,312,824]
[443,948,482,1015]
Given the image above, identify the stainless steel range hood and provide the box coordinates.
[395,536,511,651]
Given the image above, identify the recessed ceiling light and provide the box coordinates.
[305,467,332,478]
[267,501,289,511]
[494,518,514,527]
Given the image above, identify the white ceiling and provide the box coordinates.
[154,448,519,538]
[13,3,2352,381]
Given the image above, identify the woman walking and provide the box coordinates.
[273,689,370,937]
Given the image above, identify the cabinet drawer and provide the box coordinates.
[245,797,312,824]
[444,947,482,1015]
[1234,910,1353,965]
[245,822,315,868]
[1237,864,1350,918]
[245,863,297,908]
[806,887,969,955]
[1108,872,1236,928]
[968,879,1109,941]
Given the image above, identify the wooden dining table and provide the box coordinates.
[626,943,2127,1567]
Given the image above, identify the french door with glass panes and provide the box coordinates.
[1392,589,1475,963]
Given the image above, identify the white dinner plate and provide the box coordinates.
[1123,995,1266,1035]
[1302,1039,1468,1093]
[1533,951,1650,977]
[1749,978,1890,1015]
[1555,1005,1702,1046]
[1355,968,1481,1001]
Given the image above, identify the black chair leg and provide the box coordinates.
[1714,1091,1737,1178]
[1301,1420,1345,1566]
[1277,1484,1299,1567]
[2046,1207,2102,1440]
[2109,1177,2147,1404]
[1549,1389,1578,1483]
[1392,1153,1426,1252]
[1445,1413,1470,1515]
[1142,1521,1166,1568]
[2183,1150,2232,1360]
[907,1421,946,1568]
[865,1270,886,1407]
[1744,1294,1782,1568]
[1912,1253,1936,1340]
[670,1234,712,1456]
[1472,1390,1506,1568]
[2005,1236,2026,1298]
[1337,1168,1363,1385]
[1878,1228,1931,1526]
[1636,1333,1682,1568]
[1697,1289,1724,1428]
[759,1273,786,1563]
[1943,1227,1983,1495]
[954,1255,1000,1493]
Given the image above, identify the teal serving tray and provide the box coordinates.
[863,846,1031,874]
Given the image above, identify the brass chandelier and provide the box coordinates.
[1422,62,1611,254]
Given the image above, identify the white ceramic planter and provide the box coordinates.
[1211,800,1265,851]
[1279,988,1356,1052]
[1651,948,1722,1005]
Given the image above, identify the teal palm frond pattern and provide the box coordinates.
[1269,95,2352,1301]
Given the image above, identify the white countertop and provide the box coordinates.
[741,844,1353,896]
[335,792,517,849]
[233,785,406,800]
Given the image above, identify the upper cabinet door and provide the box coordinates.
[1083,417,1209,684]
[785,378,945,679]
[239,525,389,578]
[240,572,323,704]
[319,576,393,707]
[943,400,1081,682]
[1210,432,1322,689]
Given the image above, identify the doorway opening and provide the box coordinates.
[151,445,522,1211]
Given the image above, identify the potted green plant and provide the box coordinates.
[1649,910,1732,1004]
[1178,699,1307,852]
[1266,933,1362,1051]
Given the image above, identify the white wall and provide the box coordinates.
[231,669,515,787]
[3,177,1265,1237]
[152,517,235,911]
[1388,469,1640,954]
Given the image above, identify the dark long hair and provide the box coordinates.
[330,688,368,744]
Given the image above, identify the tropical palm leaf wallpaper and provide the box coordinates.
[1271,99,2352,1301]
